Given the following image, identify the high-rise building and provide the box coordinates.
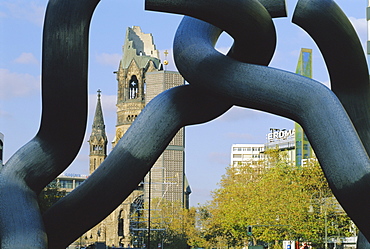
[145,71,188,207]
[294,48,313,167]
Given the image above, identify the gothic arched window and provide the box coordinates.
[129,75,138,99]
[117,210,124,236]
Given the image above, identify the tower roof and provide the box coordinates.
[120,26,161,69]
[89,90,107,142]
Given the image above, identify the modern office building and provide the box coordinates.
[56,173,88,193]
[230,129,295,168]
[231,126,314,169]
[265,128,296,164]
[294,48,314,167]
[144,70,188,207]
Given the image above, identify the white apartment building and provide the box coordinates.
[230,127,314,169]
[230,144,265,167]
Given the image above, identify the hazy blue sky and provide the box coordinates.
[0,0,368,206]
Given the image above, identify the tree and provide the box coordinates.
[145,199,189,249]
[207,149,355,248]
[146,199,222,249]
[38,181,67,214]
[2,0,368,248]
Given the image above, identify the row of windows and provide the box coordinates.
[59,179,84,189]
[169,129,184,146]
[233,147,264,152]
[233,154,264,159]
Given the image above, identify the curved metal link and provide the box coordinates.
[2,0,370,248]
[293,0,370,243]
[172,14,370,238]
[44,1,280,247]
[145,0,284,65]
[0,0,99,247]
[167,0,370,245]
[43,85,232,247]
[293,0,370,150]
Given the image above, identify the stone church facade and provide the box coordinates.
[84,26,190,248]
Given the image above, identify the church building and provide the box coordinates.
[85,26,190,248]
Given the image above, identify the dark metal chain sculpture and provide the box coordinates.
[1,0,370,248]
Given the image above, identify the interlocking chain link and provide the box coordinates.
[1,0,370,248]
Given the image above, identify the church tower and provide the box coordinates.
[88,90,108,174]
[83,26,189,248]
[112,26,161,147]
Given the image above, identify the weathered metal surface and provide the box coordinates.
[293,0,370,243]
[43,86,232,247]
[44,1,281,246]
[171,14,370,245]
[2,0,370,248]
[151,0,370,245]
[0,0,99,248]
[145,0,285,65]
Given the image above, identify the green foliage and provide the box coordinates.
[140,150,355,249]
[146,199,225,248]
[38,181,67,214]
[145,199,189,249]
[204,149,355,248]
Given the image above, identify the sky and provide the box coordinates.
[0,0,368,207]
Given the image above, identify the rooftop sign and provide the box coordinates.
[267,128,295,142]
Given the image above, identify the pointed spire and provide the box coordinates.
[92,89,105,131]
[89,89,107,157]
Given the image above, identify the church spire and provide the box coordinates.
[88,89,108,174]
[92,89,105,133]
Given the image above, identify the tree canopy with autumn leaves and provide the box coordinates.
[203,150,355,248]
[144,150,355,249]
